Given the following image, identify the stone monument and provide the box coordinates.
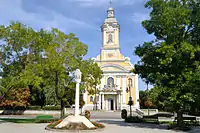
[56,69,95,129]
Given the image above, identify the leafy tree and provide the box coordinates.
[0,22,103,119]
[80,59,103,110]
[139,90,150,109]
[0,22,49,106]
[149,86,166,110]
[134,0,200,128]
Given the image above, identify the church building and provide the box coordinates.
[83,6,140,111]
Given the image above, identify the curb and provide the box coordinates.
[45,126,105,132]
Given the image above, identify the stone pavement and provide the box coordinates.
[1,119,200,133]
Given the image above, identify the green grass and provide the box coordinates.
[0,115,59,123]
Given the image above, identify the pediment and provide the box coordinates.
[101,64,129,72]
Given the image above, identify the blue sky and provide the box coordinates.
[0,0,154,90]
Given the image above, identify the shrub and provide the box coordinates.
[0,88,30,110]
[27,105,41,110]
[125,116,143,123]
[91,121,105,128]
[84,110,91,119]
[121,109,127,119]
[144,100,153,107]
[42,105,61,110]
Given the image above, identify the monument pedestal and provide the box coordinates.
[55,115,95,129]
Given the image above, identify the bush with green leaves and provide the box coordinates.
[121,109,127,119]
[0,88,30,110]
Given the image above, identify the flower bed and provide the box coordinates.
[46,119,105,131]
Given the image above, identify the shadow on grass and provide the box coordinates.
[0,117,59,124]
[0,118,38,123]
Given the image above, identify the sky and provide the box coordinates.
[0,0,154,90]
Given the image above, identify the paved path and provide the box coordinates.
[1,119,200,133]
[90,111,122,119]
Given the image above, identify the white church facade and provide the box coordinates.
[83,6,140,111]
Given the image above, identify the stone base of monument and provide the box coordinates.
[55,115,95,129]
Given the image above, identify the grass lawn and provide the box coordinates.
[0,115,59,123]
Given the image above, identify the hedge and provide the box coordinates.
[26,105,61,110]
[42,105,61,110]
[27,106,41,110]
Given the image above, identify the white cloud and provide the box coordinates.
[132,12,150,23]
[0,0,98,32]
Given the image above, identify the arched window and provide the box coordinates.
[128,78,133,87]
[90,96,93,102]
[107,77,114,87]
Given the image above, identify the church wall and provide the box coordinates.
[133,76,137,104]
[114,29,119,46]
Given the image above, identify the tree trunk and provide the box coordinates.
[176,110,185,128]
[55,71,60,100]
[60,99,65,119]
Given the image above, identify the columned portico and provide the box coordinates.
[99,91,122,111]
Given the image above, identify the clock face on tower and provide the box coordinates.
[108,11,114,17]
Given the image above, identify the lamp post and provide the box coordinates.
[146,80,150,116]
[127,78,133,117]
[74,69,82,116]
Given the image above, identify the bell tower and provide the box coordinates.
[101,4,120,50]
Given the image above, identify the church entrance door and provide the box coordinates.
[108,98,114,110]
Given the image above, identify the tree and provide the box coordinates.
[0,22,103,118]
[149,86,166,111]
[139,90,151,109]
[36,29,88,119]
[80,59,103,110]
[134,0,200,128]
[0,22,53,106]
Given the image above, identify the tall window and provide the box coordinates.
[128,78,133,87]
[107,77,114,87]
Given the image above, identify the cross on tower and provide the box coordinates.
[109,0,112,7]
